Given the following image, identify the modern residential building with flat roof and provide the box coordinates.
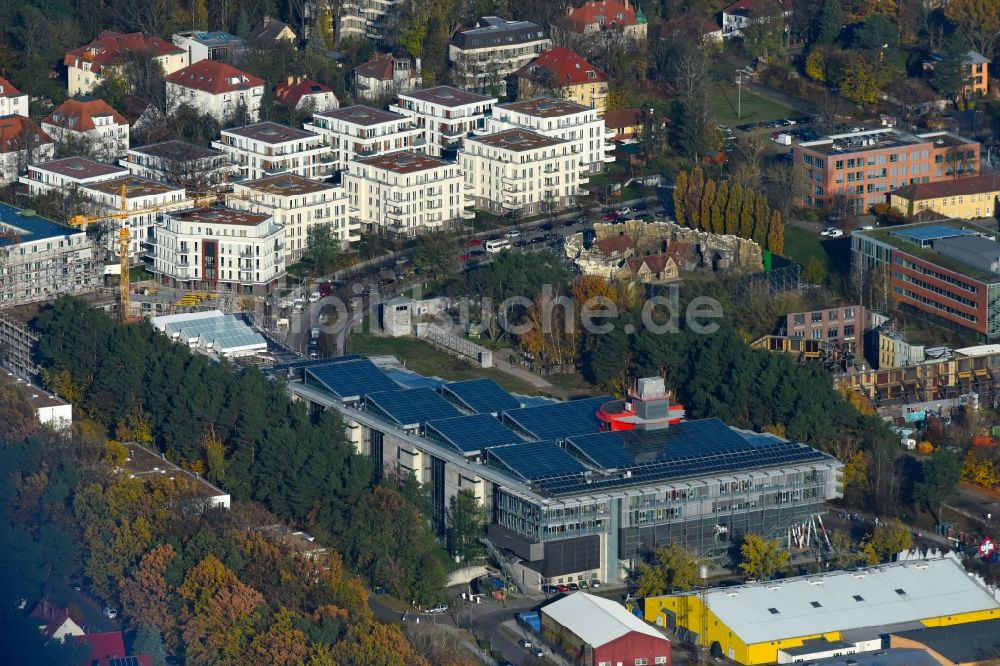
[19,156,128,197]
[488,97,614,174]
[793,129,980,213]
[171,30,246,65]
[212,122,326,181]
[276,359,842,590]
[229,173,357,258]
[151,206,285,295]
[0,203,100,307]
[122,140,237,192]
[305,105,422,177]
[391,86,497,158]
[343,151,470,237]
[852,220,1000,340]
[460,129,582,215]
[888,173,1000,220]
[79,176,190,258]
[448,16,551,93]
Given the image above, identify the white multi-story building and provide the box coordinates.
[448,17,551,94]
[304,106,421,177]
[41,97,130,160]
[344,151,471,237]
[79,176,190,257]
[212,122,326,181]
[64,31,187,97]
[391,86,497,158]
[152,206,285,296]
[0,203,100,307]
[0,76,28,117]
[460,129,581,215]
[0,116,53,187]
[230,174,358,259]
[337,0,400,45]
[171,30,246,64]
[487,97,614,175]
[19,156,128,198]
[122,140,237,192]
[165,60,265,123]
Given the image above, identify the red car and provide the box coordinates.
[556,584,570,593]
[601,212,619,221]
[466,238,483,247]
[459,253,471,262]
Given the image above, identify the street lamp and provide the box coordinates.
[736,71,743,120]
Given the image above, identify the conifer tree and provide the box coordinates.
[739,189,756,239]
[767,210,784,254]
[673,170,689,227]
[753,195,771,245]
[725,182,743,235]
[687,166,705,229]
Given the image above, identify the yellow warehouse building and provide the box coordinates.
[644,553,1000,666]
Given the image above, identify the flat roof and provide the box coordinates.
[130,140,222,161]
[239,173,335,196]
[496,97,590,118]
[357,150,453,174]
[933,234,1000,275]
[666,555,1000,646]
[316,105,407,126]
[223,121,318,144]
[167,206,270,226]
[31,156,127,180]
[890,618,1000,663]
[890,224,978,244]
[858,219,1000,282]
[0,371,69,410]
[399,85,496,107]
[122,442,229,502]
[84,176,183,198]
[0,204,80,245]
[469,128,565,151]
[798,129,974,157]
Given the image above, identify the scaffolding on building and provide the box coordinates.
[0,313,38,377]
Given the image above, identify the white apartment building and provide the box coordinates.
[391,86,497,158]
[42,97,130,161]
[122,140,237,192]
[0,116,53,187]
[79,176,190,258]
[344,151,471,237]
[0,76,28,117]
[0,203,100,307]
[229,174,358,259]
[337,0,399,45]
[212,122,326,181]
[152,206,285,296]
[304,106,421,177]
[459,129,581,215]
[487,97,614,175]
[64,31,187,97]
[448,17,551,93]
[165,60,265,123]
[19,156,128,198]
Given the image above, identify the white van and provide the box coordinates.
[486,239,511,253]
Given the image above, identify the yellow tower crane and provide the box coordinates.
[69,181,163,323]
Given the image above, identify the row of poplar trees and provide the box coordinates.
[673,166,785,255]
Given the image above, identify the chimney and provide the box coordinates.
[287,75,295,85]
[263,14,271,28]
[415,58,422,73]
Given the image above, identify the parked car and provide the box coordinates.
[544,585,560,594]
[102,607,118,619]
[568,582,579,591]
[557,584,570,593]
[428,603,449,614]
[308,291,321,302]
[820,227,844,238]
[589,579,601,588]
[504,230,521,238]
[518,638,532,649]
[540,222,554,231]
[616,207,632,215]
[601,212,619,221]
[466,238,483,248]
[858,225,875,231]
[532,647,546,658]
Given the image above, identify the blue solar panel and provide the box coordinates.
[269,355,361,373]
[487,440,589,481]
[108,658,141,666]
[384,368,448,390]
[501,396,612,441]
[365,387,461,427]
[425,413,522,454]
[564,432,635,469]
[891,225,977,244]
[304,358,401,399]
[440,378,522,414]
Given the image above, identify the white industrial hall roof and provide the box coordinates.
[690,554,1000,645]
[542,592,668,648]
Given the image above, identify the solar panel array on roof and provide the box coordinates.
[384,368,448,390]
[365,387,461,427]
[502,396,612,440]
[487,441,589,481]
[441,378,522,414]
[108,658,142,666]
[270,355,361,373]
[304,358,402,399]
[425,413,522,454]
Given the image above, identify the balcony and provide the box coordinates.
[240,249,254,257]
[461,210,476,220]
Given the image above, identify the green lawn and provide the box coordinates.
[708,85,793,126]
[782,225,838,275]
[348,330,547,396]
